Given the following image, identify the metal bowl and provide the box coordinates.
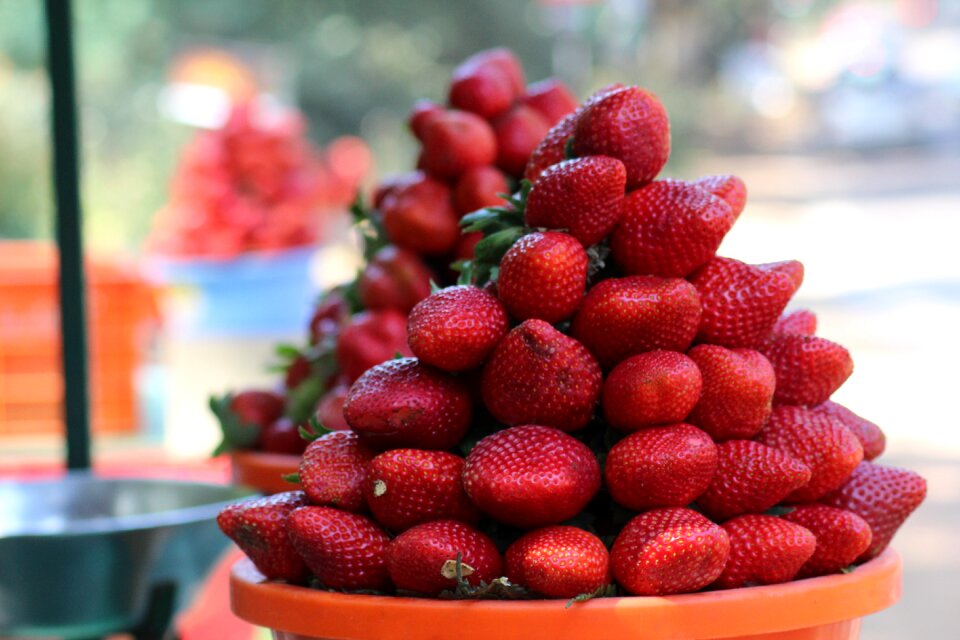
[0,472,251,638]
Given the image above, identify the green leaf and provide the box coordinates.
[274,343,302,360]
[563,136,576,160]
[429,279,442,294]
[305,415,332,439]
[566,584,617,608]
[282,472,301,484]
[454,260,476,286]
[209,393,261,456]
[473,227,524,264]
[764,505,797,517]
[285,376,326,425]
[841,565,856,574]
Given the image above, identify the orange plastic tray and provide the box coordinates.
[230,451,300,494]
[230,549,901,640]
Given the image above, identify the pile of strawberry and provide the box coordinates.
[218,80,928,601]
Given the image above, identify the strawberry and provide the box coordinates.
[505,526,610,598]
[343,357,472,451]
[810,401,886,461]
[380,174,460,255]
[308,291,350,345]
[781,505,873,578]
[601,351,702,431]
[611,508,730,596]
[299,431,375,512]
[571,276,702,370]
[336,310,412,382]
[407,285,510,372]
[358,246,434,314]
[463,425,601,528]
[283,354,312,390]
[522,78,579,126]
[372,171,424,209]
[604,423,718,511]
[496,232,589,324]
[689,257,802,349]
[448,48,524,120]
[762,334,854,406]
[314,383,350,431]
[386,520,502,595]
[480,320,602,432]
[686,345,776,441]
[418,110,497,179]
[408,99,444,140]
[494,105,551,178]
[287,506,391,590]
[258,417,308,455]
[229,390,285,431]
[216,491,309,581]
[772,309,818,336]
[611,180,735,278]
[454,166,509,216]
[455,230,483,263]
[363,449,479,532]
[821,461,927,562]
[697,440,811,521]
[571,85,670,189]
[715,515,816,588]
[756,405,863,502]
[692,174,747,220]
[523,112,576,184]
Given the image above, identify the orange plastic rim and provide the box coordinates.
[230,452,300,494]
[230,549,901,640]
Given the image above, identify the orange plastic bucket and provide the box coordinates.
[230,549,901,640]
[230,452,300,494]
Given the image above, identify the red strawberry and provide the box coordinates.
[407,285,509,372]
[308,291,350,345]
[756,405,863,502]
[216,491,308,581]
[522,78,578,126]
[572,85,670,189]
[611,180,734,278]
[463,425,601,528]
[772,309,818,336]
[525,156,626,248]
[821,461,927,562]
[715,514,816,588]
[455,230,483,262]
[494,105,551,178]
[283,354,312,390]
[229,390,285,431]
[418,110,497,180]
[448,48,524,120]
[505,526,610,598]
[258,417,307,455]
[299,431,375,512]
[314,383,350,431]
[604,423,717,511]
[782,504,873,578]
[611,507,730,596]
[287,506,391,590]
[372,171,424,209]
[697,440,811,521]
[363,449,479,532]
[453,166,509,216]
[336,310,412,383]
[480,320,602,432]
[523,112,576,184]
[690,257,802,349]
[692,174,747,219]
[343,357,472,451]
[686,345,776,441]
[408,99,444,140]
[380,175,460,255]
[571,276,702,369]
[810,401,886,461]
[358,246,434,314]
[496,232,589,324]
[386,520,502,595]
[762,334,854,406]
[601,351,702,431]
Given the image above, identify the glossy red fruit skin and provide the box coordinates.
[229,390,285,430]
[494,105,551,178]
[449,48,525,120]
[762,334,854,406]
[480,320,602,432]
[505,526,610,598]
[782,505,873,578]
[716,515,816,589]
[299,431,375,513]
[308,291,350,345]
[418,110,497,179]
[697,440,812,521]
[363,449,479,532]
[604,423,718,511]
[372,172,424,209]
[380,175,460,256]
[258,417,308,455]
[571,276,702,370]
[692,174,747,220]
[358,246,434,314]
[496,232,589,324]
[523,112,576,184]
[463,425,601,529]
[336,310,412,383]
[756,405,864,503]
[314,383,350,431]
[407,285,509,372]
[572,85,670,189]
[811,401,886,460]
[611,180,734,278]
[821,461,927,562]
[772,309,818,336]
[686,345,776,441]
[525,156,627,247]
[455,231,483,263]
[283,355,312,390]
[408,100,445,140]
[387,520,503,595]
[287,506,391,591]
[216,491,309,581]
[690,257,802,349]
[343,358,472,451]
[601,351,702,431]
[523,78,579,126]
[453,166,509,216]
[611,508,730,596]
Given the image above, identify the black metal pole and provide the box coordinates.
[45,0,91,470]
